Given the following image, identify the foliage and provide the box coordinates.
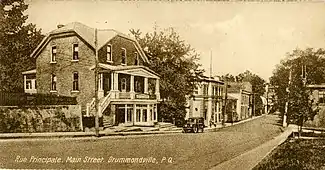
[270,48,325,126]
[253,139,325,170]
[0,0,44,92]
[130,28,204,121]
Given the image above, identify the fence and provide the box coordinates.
[0,92,77,106]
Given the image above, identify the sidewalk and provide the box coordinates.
[205,114,266,132]
[0,114,267,139]
[210,124,295,170]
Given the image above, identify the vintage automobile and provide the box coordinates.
[182,117,205,133]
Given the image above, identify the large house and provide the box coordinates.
[227,82,253,121]
[22,22,160,127]
[185,76,225,126]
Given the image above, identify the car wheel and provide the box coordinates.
[193,127,198,133]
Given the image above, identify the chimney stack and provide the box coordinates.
[57,24,65,29]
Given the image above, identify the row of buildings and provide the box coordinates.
[22,22,258,128]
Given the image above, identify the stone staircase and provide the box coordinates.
[102,122,182,132]
[155,122,183,131]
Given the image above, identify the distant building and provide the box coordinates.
[265,85,277,113]
[22,22,160,127]
[227,82,253,121]
[186,76,225,126]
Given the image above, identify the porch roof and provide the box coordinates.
[22,69,36,75]
[93,63,160,79]
[226,95,238,101]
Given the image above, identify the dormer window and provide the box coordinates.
[107,45,112,62]
[51,46,56,63]
[72,44,78,60]
[121,48,126,65]
[134,52,139,65]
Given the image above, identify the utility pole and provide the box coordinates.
[253,93,255,117]
[223,81,228,126]
[266,84,269,114]
[283,68,291,127]
[94,28,99,137]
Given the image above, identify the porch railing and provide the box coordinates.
[99,91,112,114]
[86,98,96,117]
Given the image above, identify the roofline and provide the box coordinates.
[30,31,89,58]
[30,25,149,64]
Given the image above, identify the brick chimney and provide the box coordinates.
[57,24,65,29]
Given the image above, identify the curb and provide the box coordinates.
[0,130,183,139]
[0,114,267,140]
[205,114,266,132]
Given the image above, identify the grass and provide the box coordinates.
[253,139,325,170]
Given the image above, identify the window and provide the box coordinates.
[319,91,325,103]
[107,45,112,62]
[51,46,56,62]
[73,72,79,91]
[135,80,141,93]
[203,84,208,95]
[194,86,198,94]
[72,44,78,60]
[51,74,57,91]
[26,80,32,89]
[136,109,141,122]
[153,105,157,120]
[127,107,133,122]
[121,78,127,92]
[142,109,147,122]
[134,52,138,65]
[121,48,126,65]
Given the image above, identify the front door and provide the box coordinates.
[103,73,111,95]
[117,108,125,124]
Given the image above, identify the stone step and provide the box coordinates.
[155,122,177,128]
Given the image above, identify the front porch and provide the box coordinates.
[87,64,160,127]
[96,64,160,101]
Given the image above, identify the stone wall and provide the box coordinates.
[0,105,82,133]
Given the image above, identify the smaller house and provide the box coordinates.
[227,82,253,121]
[225,94,238,122]
[186,76,225,126]
[22,69,37,94]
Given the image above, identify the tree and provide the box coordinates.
[0,0,44,92]
[130,27,204,122]
[220,73,236,82]
[270,48,325,128]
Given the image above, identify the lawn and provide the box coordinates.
[253,139,325,170]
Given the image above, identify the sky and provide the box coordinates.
[25,0,325,81]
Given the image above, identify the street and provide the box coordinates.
[0,114,283,170]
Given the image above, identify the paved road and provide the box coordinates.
[0,114,283,170]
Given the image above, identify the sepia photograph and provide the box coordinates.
[1,0,325,169]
